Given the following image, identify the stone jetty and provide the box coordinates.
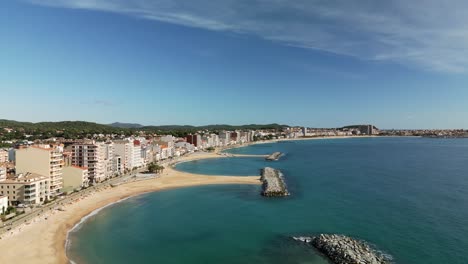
[266,152,282,161]
[292,234,390,264]
[260,167,289,197]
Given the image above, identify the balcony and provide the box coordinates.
[50,167,62,173]
[51,171,62,176]
[51,152,62,157]
[25,195,36,200]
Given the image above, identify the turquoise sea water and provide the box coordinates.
[67,138,468,264]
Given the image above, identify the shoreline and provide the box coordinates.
[0,152,261,264]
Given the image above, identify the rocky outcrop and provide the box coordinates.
[292,234,390,264]
[261,167,289,197]
[266,152,282,161]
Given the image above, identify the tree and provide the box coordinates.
[206,147,215,152]
[148,162,158,173]
[148,163,164,174]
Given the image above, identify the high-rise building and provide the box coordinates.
[186,134,202,147]
[103,142,115,178]
[114,140,135,171]
[15,145,63,196]
[219,131,231,145]
[358,125,374,135]
[133,140,143,168]
[230,132,238,142]
[71,143,106,183]
[113,155,122,175]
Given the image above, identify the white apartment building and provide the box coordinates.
[0,166,6,182]
[0,148,8,163]
[211,134,220,146]
[175,142,195,152]
[114,140,134,172]
[141,145,152,164]
[133,140,143,168]
[103,142,115,179]
[15,145,63,196]
[0,173,49,205]
[0,195,8,213]
[71,143,106,183]
[113,155,122,175]
[219,131,231,146]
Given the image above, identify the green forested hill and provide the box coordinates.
[0,119,288,141]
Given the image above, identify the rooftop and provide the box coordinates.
[70,165,88,170]
[0,173,48,184]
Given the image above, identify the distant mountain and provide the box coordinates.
[0,119,124,131]
[109,122,144,129]
[139,123,289,131]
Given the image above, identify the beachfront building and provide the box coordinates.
[141,144,152,165]
[186,134,202,147]
[0,195,8,213]
[0,166,6,182]
[160,135,175,147]
[175,142,195,152]
[219,131,231,146]
[0,173,49,206]
[114,140,135,172]
[113,155,122,175]
[103,142,115,179]
[15,145,63,197]
[71,142,106,183]
[133,140,143,168]
[0,149,8,163]
[62,166,89,190]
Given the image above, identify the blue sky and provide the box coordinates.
[1,0,468,128]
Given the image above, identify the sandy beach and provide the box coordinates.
[0,152,260,264]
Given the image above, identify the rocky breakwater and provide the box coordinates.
[266,152,282,161]
[260,167,289,197]
[293,234,390,264]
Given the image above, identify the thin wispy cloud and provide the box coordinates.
[28,0,468,73]
[82,99,115,107]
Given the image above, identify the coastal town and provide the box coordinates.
[1,121,467,221]
[0,120,466,264]
[0,122,382,220]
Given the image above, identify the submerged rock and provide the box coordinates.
[266,152,282,161]
[293,234,390,264]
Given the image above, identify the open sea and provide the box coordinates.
[67,137,468,264]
